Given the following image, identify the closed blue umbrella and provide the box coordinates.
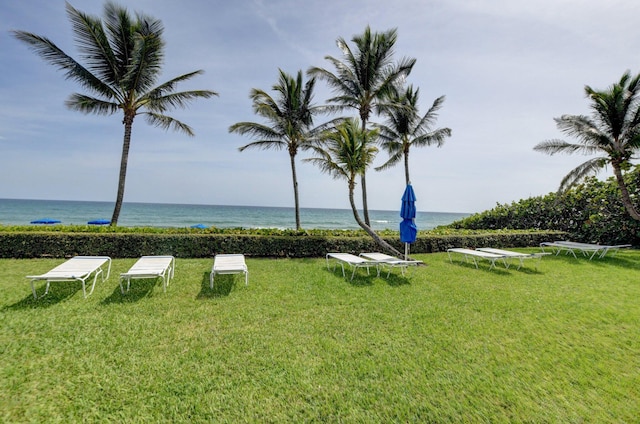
[400,184,417,259]
[30,218,61,224]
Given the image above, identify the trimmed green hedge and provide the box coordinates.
[0,230,566,259]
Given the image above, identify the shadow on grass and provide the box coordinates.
[101,278,161,304]
[445,258,512,275]
[4,281,84,310]
[325,267,412,287]
[544,252,639,269]
[196,272,236,299]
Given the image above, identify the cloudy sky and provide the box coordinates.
[1,0,638,214]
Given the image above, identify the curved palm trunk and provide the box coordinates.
[110,116,134,226]
[348,179,403,257]
[612,162,640,221]
[289,152,301,230]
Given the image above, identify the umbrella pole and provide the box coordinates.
[405,243,409,260]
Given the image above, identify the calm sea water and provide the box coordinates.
[0,199,469,231]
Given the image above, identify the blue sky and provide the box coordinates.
[1,0,638,214]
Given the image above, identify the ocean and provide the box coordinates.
[0,198,469,231]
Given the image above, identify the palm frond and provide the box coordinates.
[66,2,119,87]
[534,139,602,156]
[11,30,115,99]
[144,89,218,113]
[143,112,194,136]
[65,93,119,115]
[558,157,609,192]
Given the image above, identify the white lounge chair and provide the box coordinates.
[359,252,423,277]
[447,248,507,270]
[476,248,550,270]
[211,254,248,289]
[326,253,377,280]
[540,241,632,260]
[119,255,175,293]
[26,256,112,299]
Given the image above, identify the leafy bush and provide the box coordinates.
[0,230,564,259]
[450,165,640,245]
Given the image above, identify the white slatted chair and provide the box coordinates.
[211,254,248,289]
[26,256,112,299]
[447,248,507,270]
[119,256,175,293]
[325,253,378,280]
[359,252,423,277]
[476,248,549,270]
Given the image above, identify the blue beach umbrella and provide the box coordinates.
[30,218,61,224]
[399,184,417,259]
[190,223,208,229]
[88,219,110,225]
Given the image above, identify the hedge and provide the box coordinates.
[0,231,567,259]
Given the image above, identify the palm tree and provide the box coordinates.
[534,71,640,221]
[375,85,452,185]
[309,26,415,226]
[305,118,403,257]
[229,69,320,230]
[12,2,217,225]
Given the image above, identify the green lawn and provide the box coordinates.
[1,250,639,422]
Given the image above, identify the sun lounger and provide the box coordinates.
[447,248,507,270]
[359,252,423,277]
[476,248,550,270]
[326,253,378,280]
[119,256,175,293]
[210,254,248,289]
[26,256,112,299]
[540,241,632,260]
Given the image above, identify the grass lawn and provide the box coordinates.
[1,249,639,422]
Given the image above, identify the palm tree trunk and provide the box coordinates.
[612,163,640,221]
[361,174,370,226]
[348,180,403,257]
[110,116,134,226]
[290,152,301,230]
[360,116,371,226]
[404,149,410,185]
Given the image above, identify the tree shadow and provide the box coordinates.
[4,281,82,310]
[196,272,236,299]
[101,278,161,304]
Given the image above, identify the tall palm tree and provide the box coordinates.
[309,26,415,226]
[229,69,320,230]
[375,85,452,185]
[534,71,640,221]
[305,119,403,257]
[12,2,217,225]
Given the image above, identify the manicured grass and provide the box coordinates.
[1,250,639,422]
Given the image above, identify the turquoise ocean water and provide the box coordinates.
[0,199,469,231]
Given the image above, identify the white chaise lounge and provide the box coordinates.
[211,254,248,289]
[476,248,549,270]
[326,253,377,280]
[447,248,507,270]
[540,241,632,260]
[359,252,423,277]
[119,255,175,293]
[26,256,112,299]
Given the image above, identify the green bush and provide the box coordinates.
[0,230,565,259]
[450,165,640,245]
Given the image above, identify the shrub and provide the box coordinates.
[450,165,640,245]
